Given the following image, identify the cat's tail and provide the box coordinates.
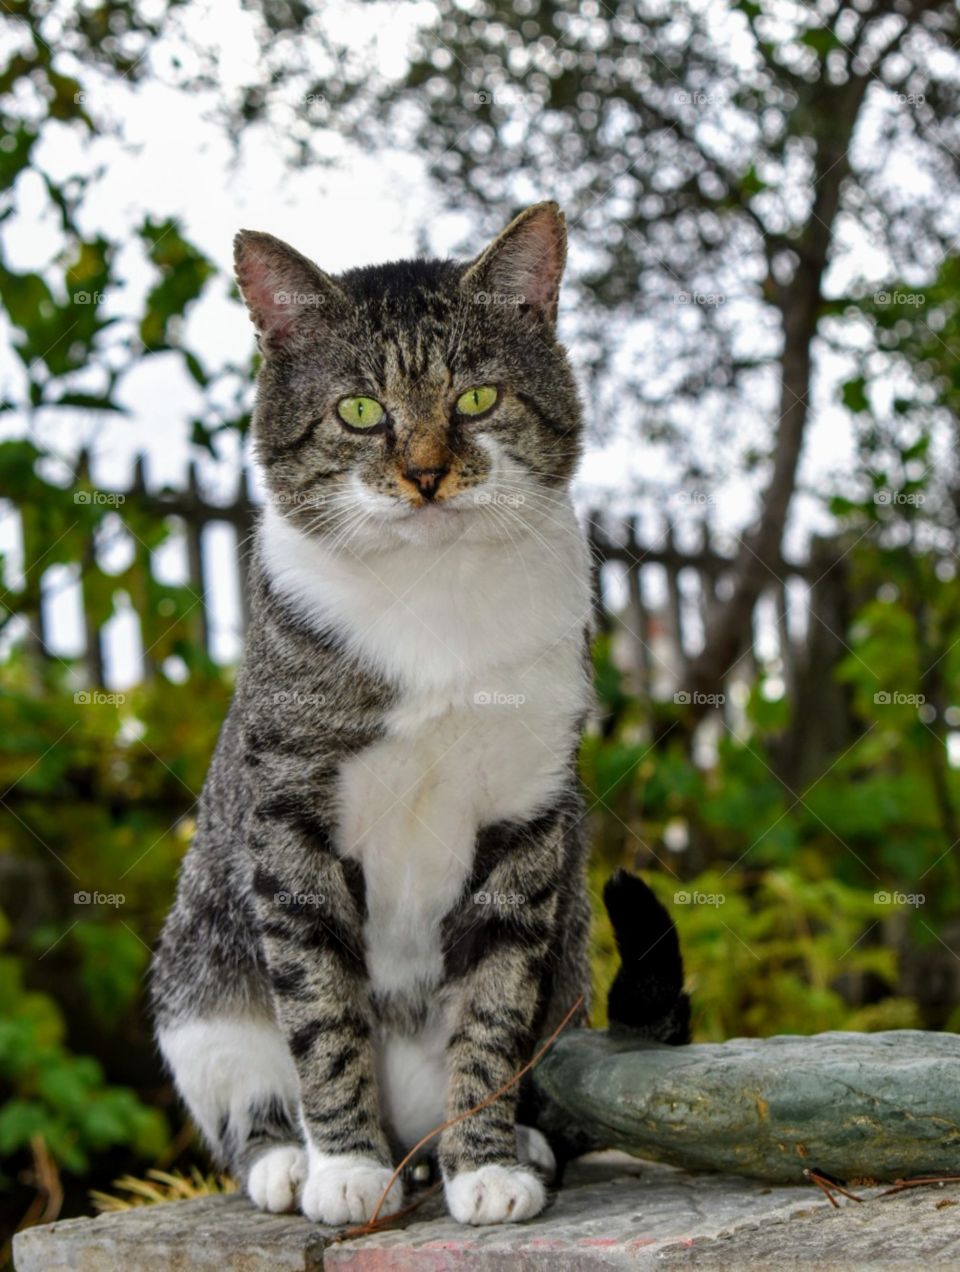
[603,869,691,1042]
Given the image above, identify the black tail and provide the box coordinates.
[603,869,691,1043]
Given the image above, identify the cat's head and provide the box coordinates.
[234,203,582,551]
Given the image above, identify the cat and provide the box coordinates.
[151,202,689,1228]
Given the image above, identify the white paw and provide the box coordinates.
[445,1164,547,1225]
[516,1125,556,1180]
[300,1155,403,1225]
[247,1145,307,1213]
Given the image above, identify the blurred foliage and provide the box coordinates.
[0,642,231,1232]
[585,586,959,1040]
[0,911,167,1179]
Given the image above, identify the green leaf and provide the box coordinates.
[49,393,126,413]
[800,27,841,57]
[841,377,869,413]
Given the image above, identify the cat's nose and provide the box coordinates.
[404,464,449,500]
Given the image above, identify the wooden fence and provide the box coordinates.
[20,456,853,742]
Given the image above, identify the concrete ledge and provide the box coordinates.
[14,1152,960,1270]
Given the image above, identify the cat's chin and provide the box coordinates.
[388,504,469,547]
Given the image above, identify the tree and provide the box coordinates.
[235,0,960,707]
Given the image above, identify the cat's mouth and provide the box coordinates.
[388,498,470,545]
[399,501,461,520]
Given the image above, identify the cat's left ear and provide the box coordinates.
[234,230,348,355]
[461,201,567,328]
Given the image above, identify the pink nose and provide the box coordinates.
[404,465,448,499]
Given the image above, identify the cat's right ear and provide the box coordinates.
[233,230,347,355]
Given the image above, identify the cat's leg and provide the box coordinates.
[247,808,403,1225]
[152,819,308,1214]
[440,805,577,1225]
[156,1014,306,1212]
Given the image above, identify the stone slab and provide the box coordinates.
[16,1151,960,1271]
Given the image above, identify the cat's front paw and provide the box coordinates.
[300,1154,403,1226]
[445,1164,546,1225]
[247,1145,307,1213]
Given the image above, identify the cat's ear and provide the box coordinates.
[461,201,567,327]
[233,230,347,354]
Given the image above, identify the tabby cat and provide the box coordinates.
[151,202,689,1227]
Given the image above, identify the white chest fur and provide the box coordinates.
[260,500,592,1146]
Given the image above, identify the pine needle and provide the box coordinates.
[91,1168,236,1212]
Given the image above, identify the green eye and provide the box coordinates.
[337,396,385,429]
[456,385,498,416]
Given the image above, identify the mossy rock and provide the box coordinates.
[534,1029,960,1183]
